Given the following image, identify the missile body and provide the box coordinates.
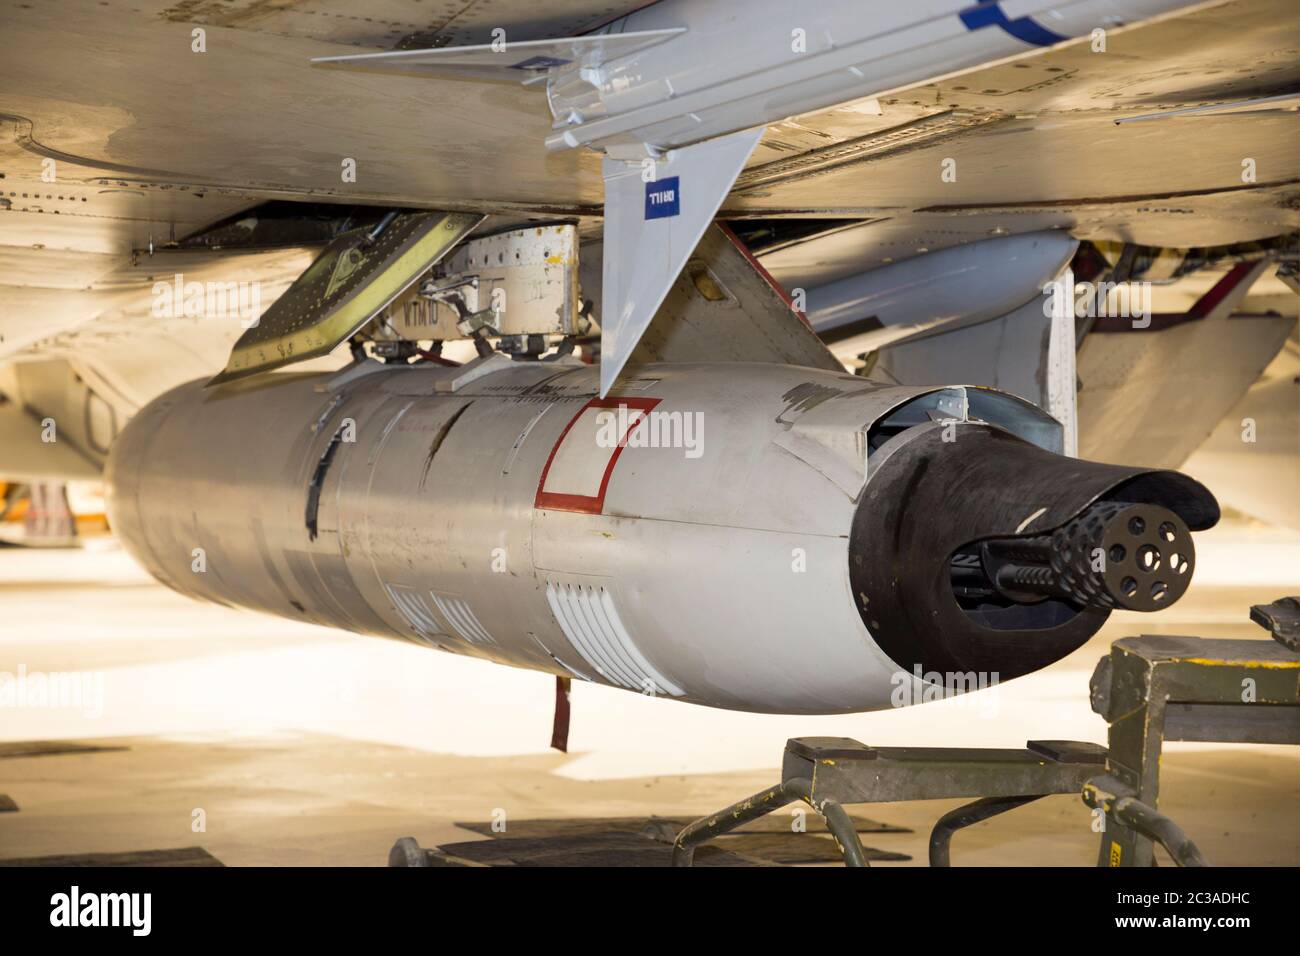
[106,359,1216,714]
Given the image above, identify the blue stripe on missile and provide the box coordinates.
[959,1,1068,47]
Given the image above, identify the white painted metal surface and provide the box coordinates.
[804,231,1078,360]
[392,224,582,340]
[105,359,1064,714]
[599,128,764,395]
[1046,267,1080,457]
[312,28,687,84]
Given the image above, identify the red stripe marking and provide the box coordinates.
[716,221,813,329]
[1092,261,1259,333]
[550,676,571,753]
[534,396,662,515]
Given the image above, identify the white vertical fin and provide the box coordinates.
[1046,267,1078,457]
[599,127,764,397]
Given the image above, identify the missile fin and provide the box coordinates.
[598,127,764,397]
[625,222,843,374]
[311,28,686,85]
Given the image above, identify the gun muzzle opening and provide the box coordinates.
[955,500,1197,614]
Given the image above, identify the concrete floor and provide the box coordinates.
[1,523,1297,866]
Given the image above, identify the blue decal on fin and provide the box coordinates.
[645,176,681,220]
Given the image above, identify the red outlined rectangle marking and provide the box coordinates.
[534,396,662,515]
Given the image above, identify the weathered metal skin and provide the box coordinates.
[105,357,1180,714]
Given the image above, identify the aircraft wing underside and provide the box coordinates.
[0,0,1296,505]
[3,0,1297,328]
